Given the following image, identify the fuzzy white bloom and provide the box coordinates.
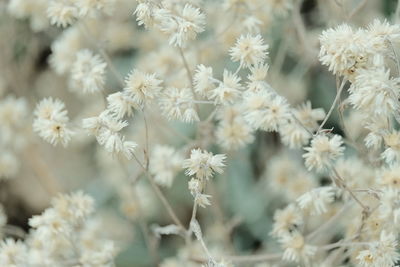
[159,4,206,47]
[296,187,335,215]
[29,208,72,234]
[267,153,316,200]
[49,27,82,75]
[51,191,95,224]
[159,87,199,123]
[319,23,372,76]
[70,49,107,94]
[356,230,400,267]
[382,131,400,164]
[195,193,212,208]
[216,117,254,150]
[303,134,344,171]
[271,204,303,237]
[183,149,226,180]
[47,0,78,27]
[279,121,311,149]
[293,101,325,131]
[134,2,153,28]
[123,69,163,106]
[229,34,269,68]
[364,115,387,149]
[280,232,317,263]
[82,111,137,159]
[79,240,116,266]
[367,19,400,54]
[193,64,215,99]
[0,239,27,266]
[106,92,137,119]
[348,68,399,117]
[247,63,270,92]
[243,90,291,132]
[380,166,400,189]
[149,145,183,187]
[211,70,243,105]
[33,98,74,147]
[378,188,400,224]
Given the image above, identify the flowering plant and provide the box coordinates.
[1,0,400,266]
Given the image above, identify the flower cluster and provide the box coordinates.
[0,192,116,266]
[3,0,400,266]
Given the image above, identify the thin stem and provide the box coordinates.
[131,153,186,231]
[178,47,200,114]
[317,78,346,133]
[142,110,150,170]
[145,172,185,230]
[388,38,400,76]
[291,111,313,136]
[331,167,369,211]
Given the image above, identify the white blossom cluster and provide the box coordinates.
[0,192,116,266]
[2,0,400,266]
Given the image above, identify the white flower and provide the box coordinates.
[70,49,107,94]
[297,187,335,215]
[303,135,344,171]
[193,64,215,98]
[348,68,399,117]
[196,193,212,208]
[51,191,95,224]
[367,19,400,54]
[159,87,199,123]
[247,63,269,84]
[293,101,325,131]
[47,0,78,27]
[280,232,317,263]
[211,70,242,105]
[271,204,303,237]
[229,34,269,68]
[382,131,400,164]
[0,239,27,266]
[159,4,205,47]
[279,121,311,149]
[183,149,226,180]
[29,208,71,234]
[319,23,372,76]
[106,92,137,119]
[216,117,254,150]
[82,111,137,159]
[123,69,163,106]
[49,27,82,75]
[243,91,291,132]
[357,230,400,267]
[149,145,182,187]
[134,2,153,28]
[33,98,74,147]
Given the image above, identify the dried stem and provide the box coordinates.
[317,78,346,133]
